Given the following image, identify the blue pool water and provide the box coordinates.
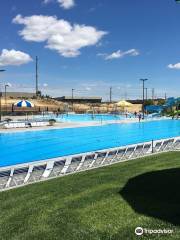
[40,113,126,122]
[0,119,180,167]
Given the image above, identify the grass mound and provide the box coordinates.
[0,152,180,240]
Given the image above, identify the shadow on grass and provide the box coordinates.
[120,168,180,226]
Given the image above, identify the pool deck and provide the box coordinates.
[0,119,137,133]
[0,117,172,133]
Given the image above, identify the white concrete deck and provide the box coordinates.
[0,116,171,134]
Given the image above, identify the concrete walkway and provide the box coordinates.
[0,118,140,133]
[0,115,170,134]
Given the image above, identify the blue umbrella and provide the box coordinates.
[14,100,34,108]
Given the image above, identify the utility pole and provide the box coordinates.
[145,87,148,101]
[0,83,1,122]
[0,87,1,122]
[5,84,9,113]
[140,78,148,119]
[152,88,155,101]
[72,88,75,112]
[0,69,6,122]
[36,56,38,96]
[110,87,112,103]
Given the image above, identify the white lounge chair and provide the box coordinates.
[9,167,29,187]
[93,152,107,167]
[27,165,47,183]
[124,146,136,159]
[66,157,82,173]
[48,160,66,177]
[79,154,95,170]
[102,151,117,165]
[113,148,126,162]
[0,170,11,189]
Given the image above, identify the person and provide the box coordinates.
[134,111,137,117]
[138,113,142,122]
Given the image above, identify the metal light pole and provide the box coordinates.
[145,87,148,101]
[72,88,75,112]
[110,87,112,103]
[0,69,6,122]
[5,84,9,113]
[140,78,148,119]
[0,88,1,122]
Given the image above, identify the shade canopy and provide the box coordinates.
[14,100,34,108]
[115,100,133,107]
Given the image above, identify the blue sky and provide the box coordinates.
[0,0,180,100]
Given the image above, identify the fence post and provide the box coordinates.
[152,139,154,153]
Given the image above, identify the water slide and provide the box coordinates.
[145,97,180,114]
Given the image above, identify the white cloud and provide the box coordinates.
[0,49,32,66]
[97,53,107,57]
[106,50,123,60]
[167,63,180,69]
[57,0,75,9]
[85,87,91,91]
[98,49,140,60]
[13,15,107,58]
[43,0,75,9]
[106,49,139,60]
[43,0,53,4]
[6,82,12,87]
[43,83,48,87]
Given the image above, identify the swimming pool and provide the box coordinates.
[39,113,127,122]
[0,119,179,167]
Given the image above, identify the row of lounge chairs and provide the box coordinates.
[0,137,180,191]
[3,121,49,129]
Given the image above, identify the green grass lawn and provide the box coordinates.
[0,152,180,240]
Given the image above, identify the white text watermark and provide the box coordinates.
[135,227,174,236]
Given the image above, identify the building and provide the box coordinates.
[55,96,102,104]
[128,100,143,104]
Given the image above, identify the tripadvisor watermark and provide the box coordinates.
[135,227,173,236]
